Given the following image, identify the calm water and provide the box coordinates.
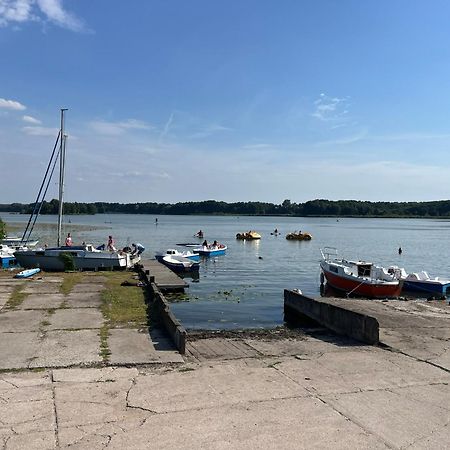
[3,213,450,330]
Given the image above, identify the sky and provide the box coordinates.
[1,0,450,204]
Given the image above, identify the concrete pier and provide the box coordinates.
[141,259,187,292]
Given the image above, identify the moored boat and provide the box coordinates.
[155,248,200,262]
[193,244,227,256]
[160,255,200,273]
[320,247,402,298]
[388,267,450,296]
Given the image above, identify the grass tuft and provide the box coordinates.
[59,272,83,295]
[100,272,148,328]
[5,284,28,309]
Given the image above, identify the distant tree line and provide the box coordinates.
[2,198,450,218]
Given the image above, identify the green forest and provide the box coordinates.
[1,199,450,218]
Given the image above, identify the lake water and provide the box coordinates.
[3,213,450,330]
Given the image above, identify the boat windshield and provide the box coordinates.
[357,263,372,277]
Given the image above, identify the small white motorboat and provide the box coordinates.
[160,255,200,273]
[155,248,200,262]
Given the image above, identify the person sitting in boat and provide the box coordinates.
[131,243,145,256]
[107,235,116,251]
[96,244,105,251]
[202,239,208,249]
[212,240,218,248]
[65,233,72,246]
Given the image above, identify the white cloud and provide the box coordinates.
[189,124,232,139]
[0,0,86,31]
[90,119,153,136]
[22,114,41,124]
[22,125,58,136]
[312,93,350,124]
[0,0,34,25]
[0,97,26,110]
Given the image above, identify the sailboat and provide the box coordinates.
[14,109,139,271]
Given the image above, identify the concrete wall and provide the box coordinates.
[284,290,379,345]
[138,266,187,354]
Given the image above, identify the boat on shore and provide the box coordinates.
[320,247,403,298]
[14,109,138,272]
[0,245,18,269]
[1,236,39,247]
[160,255,200,273]
[14,268,41,278]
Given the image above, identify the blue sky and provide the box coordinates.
[1,0,450,204]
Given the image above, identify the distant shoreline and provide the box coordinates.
[1,198,450,219]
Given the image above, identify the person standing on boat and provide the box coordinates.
[107,235,116,251]
[131,243,145,256]
[65,233,72,246]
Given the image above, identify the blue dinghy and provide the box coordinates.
[15,268,41,278]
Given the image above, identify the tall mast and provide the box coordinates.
[57,108,68,246]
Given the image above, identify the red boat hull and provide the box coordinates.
[322,268,402,298]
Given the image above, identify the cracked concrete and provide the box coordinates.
[0,272,182,370]
[1,273,450,448]
[2,335,450,449]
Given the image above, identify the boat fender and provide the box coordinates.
[320,272,325,284]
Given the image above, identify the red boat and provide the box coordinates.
[320,247,403,298]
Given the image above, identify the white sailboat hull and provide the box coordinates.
[14,247,139,271]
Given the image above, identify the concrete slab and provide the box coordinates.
[29,329,102,368]
[69,283,105,293]
[108,328,183,365]
[52,367,138,383]
[46,308,104,330]
[108,396,389,450]
[128,360,308,414]
[0,332,41,370]
[0,371,51,390]
[324,384,450,449]
[54,375,141,429]
[64,292,102,308]
[244,334,361,357]
[80,275,108,284]
[0,285,15,293]
[276,347,450,396]
[0,292,9,310]
[1,431,57,450]
[0,372,55,449]
[22,282,61,294]
[18,293,66,309]
[0,310,46,332]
